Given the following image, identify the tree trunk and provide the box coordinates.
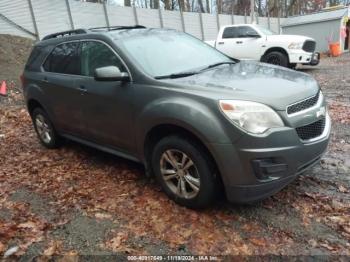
[178,0,185,11]
[163,0,171,10]
[153,0,159,9]
[197,0,205,13]
[205,0,210,13]
[217,0,222,13]
[185,0,191,12]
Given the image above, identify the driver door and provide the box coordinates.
[234,26,263,60]
[217,26,262,60]
[75,40,135,153]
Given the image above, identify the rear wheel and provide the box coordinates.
[32,108,61,149]
[263,51,289,67]
[151,135,219,209]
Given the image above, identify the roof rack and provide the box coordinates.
[89,25,146,32]
[42,29,88,41]
[41,25,146,41]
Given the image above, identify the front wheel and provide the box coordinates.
[262,51,289,67]
[151,136,219,209]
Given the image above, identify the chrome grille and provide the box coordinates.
[296,117,326,141]
[287,92,319,115]
[302,40,316,53]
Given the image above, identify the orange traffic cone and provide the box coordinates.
[0,81,7,96]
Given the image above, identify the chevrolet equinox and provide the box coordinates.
[22,26,331,208]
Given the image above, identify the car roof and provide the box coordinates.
[38,25,177,46]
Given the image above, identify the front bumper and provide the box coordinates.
[289,50,320,66]
[209,114,331,203]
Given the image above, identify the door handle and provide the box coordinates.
[42,77,49,83]
[236,41,243,44]
[218,42,224,45]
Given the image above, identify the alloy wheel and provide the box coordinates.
[35,114,52,144]
[160,149,200,199]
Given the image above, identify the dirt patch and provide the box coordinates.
[0,34,34,106]
[52,214,116,255]
[10,188,60,223]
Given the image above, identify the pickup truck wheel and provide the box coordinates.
[151,136,218,208]
[263,51,288,67]
[32,108,61,149]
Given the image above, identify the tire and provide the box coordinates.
[32,108,61,149]
[263,51,289,67]
[151,135,219,209]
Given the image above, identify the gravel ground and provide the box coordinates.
[0,35,349,258]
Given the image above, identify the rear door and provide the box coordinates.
[41,41,86,136]
[75,40,135,153]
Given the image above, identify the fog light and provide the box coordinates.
[252,158,288,180]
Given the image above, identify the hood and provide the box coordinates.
[163,61,319,111]
[266,34,314,42]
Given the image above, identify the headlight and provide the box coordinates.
[288,42,304,49]
[219,100,284,134]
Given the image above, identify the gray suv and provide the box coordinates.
[23,26,331,208]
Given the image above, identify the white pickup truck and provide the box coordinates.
[206,24,320,68]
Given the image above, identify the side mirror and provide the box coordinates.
[94,66,130,82]
[245,32,261,38]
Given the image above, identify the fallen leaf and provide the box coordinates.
[0,242,5,253]
[43,245,56,256]
[319,243,335,251]
[338,185,348,193]
[3,246,19,258]
[308,239,317,247]
[95,213,112,220]
[17,221,36,229]
[57,250,79,262]
[43,241,61,256]
[250,238,266,247]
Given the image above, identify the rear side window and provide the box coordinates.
[25,46,44,71]
[80,41,126,77]
[222,27,239,39]
[43,42,80,75]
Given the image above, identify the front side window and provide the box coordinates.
[43,42,80,75]
[80,41,126,77]
[222,27,239,39]
[116,30,231,78]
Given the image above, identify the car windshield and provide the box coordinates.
[256,26,277,35]
[116,30,232,78]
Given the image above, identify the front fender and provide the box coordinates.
[135,96,237,159]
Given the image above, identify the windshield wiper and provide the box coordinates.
[155,61,237,79]
[205,61,237,69]
[155,71,198,79]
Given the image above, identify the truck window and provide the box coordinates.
[222,27,239,39]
